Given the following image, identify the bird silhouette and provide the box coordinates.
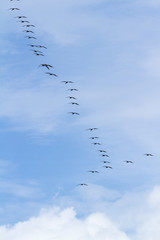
[101,154,110,157]
[101,161,110,164]
[67,96,77,100]
[31,50,43,53]
[86,128,98,131]
[9,8,20,10]
[45,72,58,77]
[28,44,37,47]
[61,81,74,84]
[67,88,78,91]
[124,160,133,164]
[98,150,107,153]
[69,102,79,105]
[25,36,37,39]
[15,16,27,19]
[23,30,34,33]
[144,153,154,156]
[39,64,53,69]
[23,24,35,27]
[103,166,113,169]
[18,20,30,23]
[89,137,99,139]
[69,112,80,115]
[77,183,88,186]
[36,45,47,49]
[34,53,44,56]
[92,142,101,145]
[88,171,99,173]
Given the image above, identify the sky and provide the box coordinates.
[1,0,160,239]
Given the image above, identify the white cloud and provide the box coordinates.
[2,185,160,240]
[0,207,129,240]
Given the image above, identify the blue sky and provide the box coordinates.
[1,0,160,239]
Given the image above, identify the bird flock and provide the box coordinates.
[8,1,154,187]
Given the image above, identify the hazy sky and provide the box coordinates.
[1,0,160,239]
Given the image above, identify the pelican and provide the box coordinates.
[23,30,34,33]
[18,20,30,23]
[39,64,54,69]
[15,16,27,18]
[86,128,98,131]
[103,166,112,169]
[67,88,78,91]
[144,153,153,157]
[92,142,101,145]
[124,160,133,164]
[9,8,20,10]
[89,137,99,139]
[101,161,110,164]
[69,102,79,105]
[67,96,76,100]
[69,112,80,115]
[101,154,110,157]
[25,36,36,39]
[88,171,99,173]
[45,72,58,77]
[61,81,73,84]
[98,150,107,153]
[23,24,35,27]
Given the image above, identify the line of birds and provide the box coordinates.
[8,1,155,187]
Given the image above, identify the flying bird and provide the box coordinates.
[39,64,53,69]
[28,44,37,47]
[98,150,107,153]
[100,154,110,157]
[36,45,47,49]
[9,8,20,10]
[86,128,98,131]
[69,102,79,105]
[18,20,30,23]
[88,171,99,173]
[67,96,76,100]
[69,112,80,115]
[23,30,34,33]
[31,50,43,53]
[61,81,74,84]
[34,53,44,56]
[101,161,110,164]
[23,24,35,27]
[15,16,27,19]
[25,36,37,39]
[77,183,88,186]
[45,72,58,77]
[103,166,113,169]
[92,142,101,145]
[144,153,154,157]
[67,88,78,91]
[90,137,99,140]
[124,160,133,164]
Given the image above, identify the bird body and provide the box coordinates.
[61,81,73,84]
[68,88,78,91]
[9,8,20,10]
[69,102,79,105]
[144,153,153,156]
[88,171,99,173]
[87,128,98,131]
[124,160,133,164]
[69,112,80,115]
[103,166,112,169]
[67,96,76,100]
[39,64,54,69]
[92,142,101,145]
[98,150,107,153]
[45,72,58,77]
